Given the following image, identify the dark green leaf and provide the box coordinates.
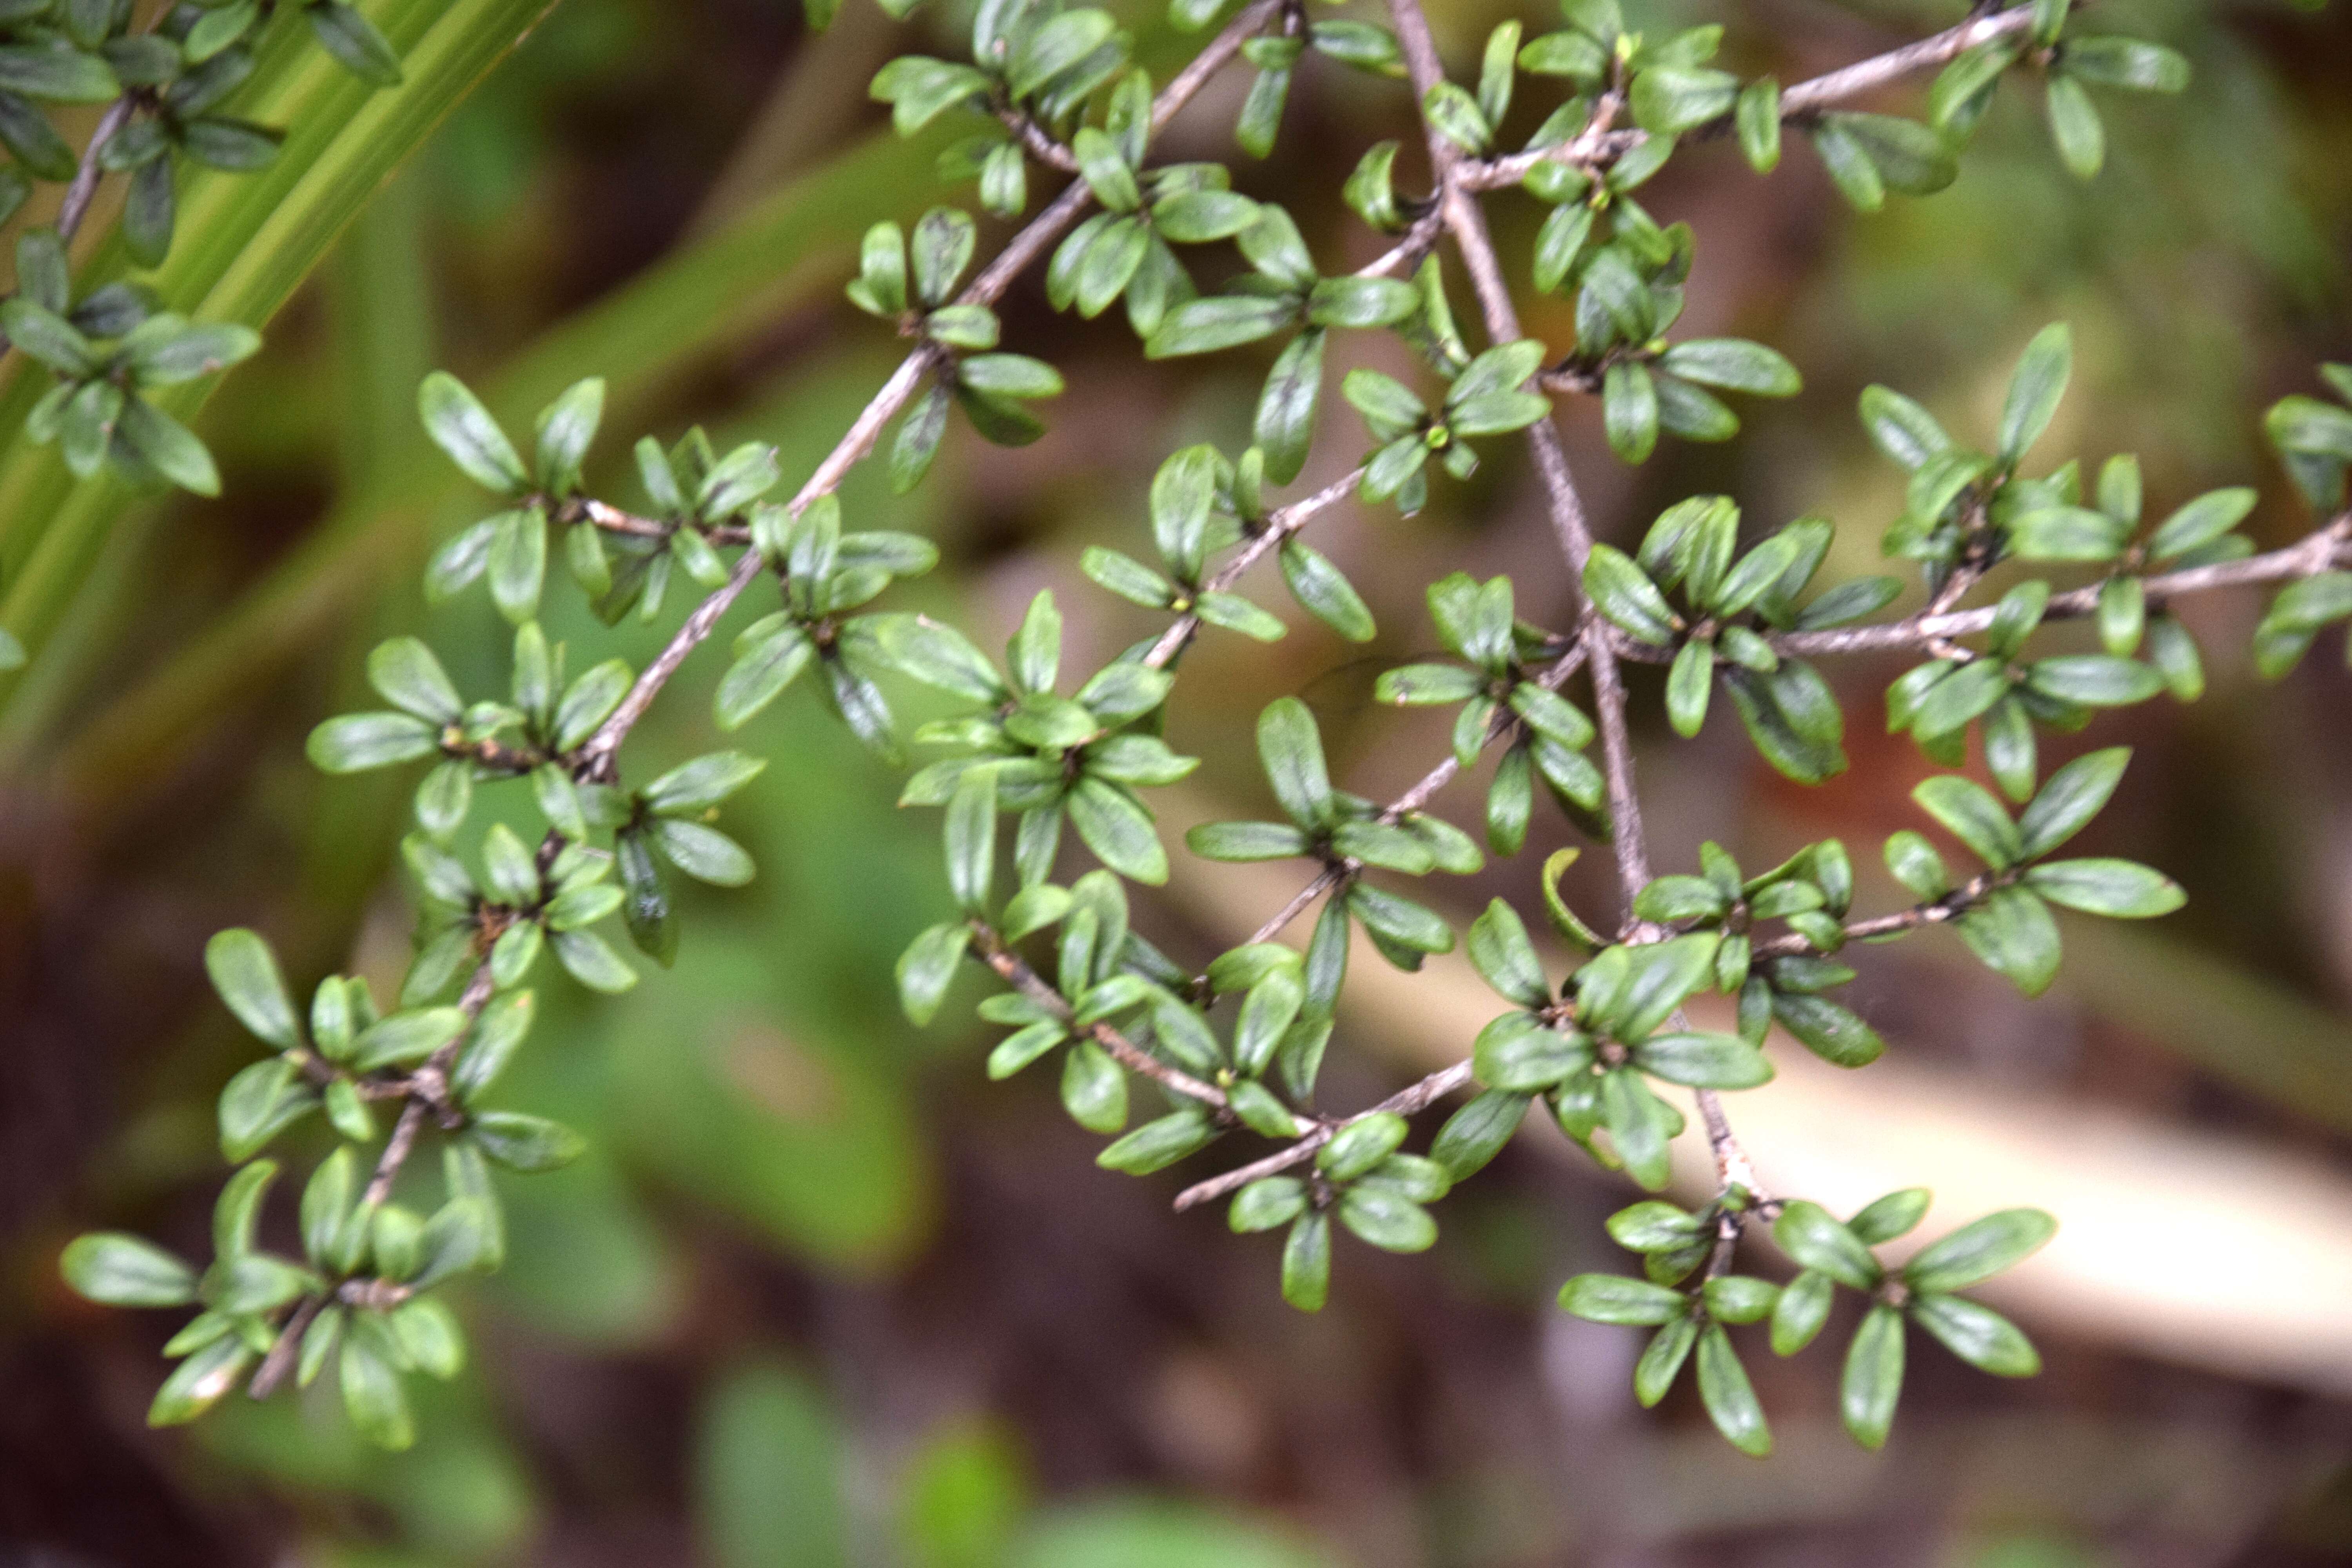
[1904,1208,2056,1293]
[1066,778,1167,884]
[1909,1292,2040,1376]
[1770,1269,1833,1356]
[1840,1304,1906,1450]
[1696,1325,1771,1456]
[470,1110,587,1172]
[1773,1199,1880,1290]
[1913,775,2020,867]
[418,371,526,495]
[309,0,405,85]
[1337,1186,1436,1252]
[1771,992,1885,1069]
[1558,1272,1686,1325]
[205,928,299,1049]
[1632,1031,1771,1089]
[61,1232,196,1307]
[1281,1211,1330,1312]
[1430,1089,1530,1180]
[2023,857,2184,918]
[1955,886,2063,996]
[1583,544,1678,644]
[1602,360,1660,463]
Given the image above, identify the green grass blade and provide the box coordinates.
[0,0,562,692]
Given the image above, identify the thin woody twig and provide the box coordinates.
[1465,2,2043,190]
[1773,512,2352,658]
[1771,2,2040,121]
[359,958,496,1210]
[968,922,1229,1108]
[56,96,135,245]
[1172,1060,1477,1212]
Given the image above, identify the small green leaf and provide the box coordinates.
[469,1110,588,1172]
[1913,775,2021,867]
[340,1328,414,1450]
[1666,637,1713,737]
[2025,654,2163,708]
[1770,1269,1833,1356]
[1840,1304,1906,1450]
[1857,385,1951,470]
[1254,329,1325,485]
[205,928,300,1049]
[418,371,527,495]
[149,1335,253,1428]
[1319,1111,1408,1181]
[1337,1186,1436,1252]
[1634,1316,1699,1406]
[1281,1211,1330,1312]
[2045,73,2105,180]
[1429,1089,1530,1180]
[2148,487,2256,560]
[1998,323,2073,463]
[1256,698,1333,828]
[1583,544,1678,644]
[1695,1325,1771,1456]
[1230,1176,1309,1232]
[1772,1200,1880,1291]
[2061,36,2190,94]
[1909,1292,2041,1376]
[349,1007,466,1072]
[61,1232,197,1307]
[1903,1208,2057,1293]
[1630,64,1738,136]
[1097,1109,1220,1174]
[2018,746,2129,859]
[2023,858,2185,918]
[1602,360,1660,464]
[1735,76,1780,171]
[1632,1031,1771,1089]
[1557,1272,1685,1325]
[305,2,404,82]
[1466,899,1549,1010]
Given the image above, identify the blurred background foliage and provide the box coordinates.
[5,0,2352,1562]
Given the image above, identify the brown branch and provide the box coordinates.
[1774,512,2352,658]
[1172,1059,1476,1212]
[57,96,135,245]
[1772,2,2039,120]
[0,96,136,359]
[1461,88,1629,192]
[1755,875,1996,958]
[245,1293,322,1402]
[967,921,1229,1109]
[997,107,1081,174]
[561,495,751,548]
[1465,3,2042,191]
[1356,206,1446,282]
[359,958,497,1210]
